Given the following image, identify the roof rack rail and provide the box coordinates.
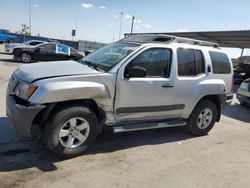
[123,34,220,48]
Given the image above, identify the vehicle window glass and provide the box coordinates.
[81,42,139,71]
[177,49,205,76]
[30,42,41,46]
[126,48,172,78]
[40,44,56,51]
[209,51,231,74]
[177,49,195,76]
[194,50,205,75]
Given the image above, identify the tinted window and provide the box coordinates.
[30,41,43,46]
[177,49,205,76]
[39,44,56,52]
[194,50,205,75]
[126,48,172,77]
[209,51,231,74]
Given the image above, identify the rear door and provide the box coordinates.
[34,43,57,61]
[173,48,207,116]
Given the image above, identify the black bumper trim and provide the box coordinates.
[6,95,45,137]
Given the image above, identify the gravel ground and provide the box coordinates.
[0,46,250,188]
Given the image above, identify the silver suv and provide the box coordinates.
[6,34,233,158]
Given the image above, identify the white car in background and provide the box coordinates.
[5,40,46,53]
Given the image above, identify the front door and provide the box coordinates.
[114,47,184,122]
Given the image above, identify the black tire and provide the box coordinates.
[187,99,217,136]
[20,52,32,63]
[43,104,99,158]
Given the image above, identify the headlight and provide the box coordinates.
[239,72,246,76]
[16,82,38,100]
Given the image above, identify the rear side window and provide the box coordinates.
[177,48,205,76]
[209,51,231,74]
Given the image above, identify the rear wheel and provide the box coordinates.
[20,52,32,63]
[43,105,99,158]
[187,100,217,136]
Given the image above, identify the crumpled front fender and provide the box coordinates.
[29,81,111,104]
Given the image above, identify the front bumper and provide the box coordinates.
[237,93,250,106]
[6,95,45,137]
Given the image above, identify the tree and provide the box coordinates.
[20,24,30,35]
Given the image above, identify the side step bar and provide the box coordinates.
[112,119,186,133]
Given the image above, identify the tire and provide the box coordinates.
[20,52,32,63]
[43,104,99,158]
[187,99,217,136]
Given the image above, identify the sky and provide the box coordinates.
[1,0,250,58]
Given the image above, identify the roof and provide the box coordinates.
[121,34,219,48]
[125,30,250,48]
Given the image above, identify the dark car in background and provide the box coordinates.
[237,79,250,106]
[234,69,249,83]
[13,42,84,63]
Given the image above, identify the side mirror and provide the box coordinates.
[125,66,147,78]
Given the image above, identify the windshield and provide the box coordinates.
[80,42,139,71]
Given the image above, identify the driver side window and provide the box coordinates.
[125,48,172,78]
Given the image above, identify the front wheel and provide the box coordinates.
[43,105,99,158]
[187,100,217,136]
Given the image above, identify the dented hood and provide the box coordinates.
[15,61,99,83]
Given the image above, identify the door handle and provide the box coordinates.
[162,83,174,88]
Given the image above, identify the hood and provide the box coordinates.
[15,61,99,83]
[6,43,26,48]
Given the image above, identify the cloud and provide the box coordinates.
[107,24,112,27]
[112,14,118,18]
[33,4,39,8]
[142,24,152,28]
[81,3,93,8]
[134,26,140,29]
[124,14,132,19]
[134,19,142,23]
[176,29,188,32]
[100,6,107,9]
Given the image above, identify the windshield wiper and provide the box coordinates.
[81,60,102,71]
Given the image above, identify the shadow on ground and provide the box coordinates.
[0,59,21,63]
[222,102,250,123]
[0,116,194,173]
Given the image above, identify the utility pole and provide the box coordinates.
[130,16,135,34]
[29,0,32,35]
[119,12,123,39]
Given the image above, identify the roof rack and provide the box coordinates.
[122,34,219,48]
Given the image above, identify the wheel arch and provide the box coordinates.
[194,94,224,122]
[32,99,106,137]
